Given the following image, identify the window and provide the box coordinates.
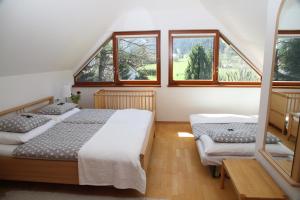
[74,31,161,86]
[273,30,300,86]
[114,31,160,85]
[219,38,261,83]
[169,30,262,86]
[75,39,114,85]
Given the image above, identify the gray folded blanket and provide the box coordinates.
[192,123,280,144]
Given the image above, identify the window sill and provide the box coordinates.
[73,83,161,88]
[168,83,261,88]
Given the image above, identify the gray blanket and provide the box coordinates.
[13,109,115,160]
[192,123,280,144]
[63,109,116,124]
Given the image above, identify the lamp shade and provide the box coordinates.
[63,84,72,98]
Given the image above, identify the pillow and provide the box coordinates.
[0,114,50,133]
[36,102,77,115]
[0,120,56,144]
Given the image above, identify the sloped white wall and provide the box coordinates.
[74,2,261,121]
[0,70,73,111]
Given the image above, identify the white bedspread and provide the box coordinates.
[78,109,153,194]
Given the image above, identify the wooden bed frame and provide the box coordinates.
[0,90,156,186]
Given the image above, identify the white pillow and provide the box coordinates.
[0,120,57,145]
[41,108,80,122]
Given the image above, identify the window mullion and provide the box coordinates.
[213,31,220,84]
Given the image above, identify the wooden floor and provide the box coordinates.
[146,122,237,200]
[268,125,295,151]
[0,122,237,200]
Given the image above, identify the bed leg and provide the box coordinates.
[209,165,220,178]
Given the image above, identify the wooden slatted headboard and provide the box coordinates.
[94,90,156,112]
[0,96,54,117]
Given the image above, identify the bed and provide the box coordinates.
[0,90,156,193]
[190,114,294,168]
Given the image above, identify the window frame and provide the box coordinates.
[168,30,262,87]
[272,30,300,88]
[74,30,161,87]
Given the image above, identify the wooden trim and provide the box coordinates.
[0,96,54,116]
[278,30,300,35]
[73,83,161,88]
[113,30,161,86]
[168,30,262,87]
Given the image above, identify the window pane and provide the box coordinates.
[274,36,300,81]
[118,37,157,81]
[75,40,114,82]
[173,37,214,80]
[218,38,260,82]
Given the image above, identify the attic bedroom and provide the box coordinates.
[0,0,299,199]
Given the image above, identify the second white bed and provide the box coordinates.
[190,114,294,166]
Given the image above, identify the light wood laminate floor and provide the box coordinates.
[0,122,237,200]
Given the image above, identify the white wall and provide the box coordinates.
[256,0,300,199]
[73,4,261,121]
[0,70,73,111]
[279,0,300,29]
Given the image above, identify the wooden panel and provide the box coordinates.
[0,96,54,117]
[0,157,78,184]
[221,159,287,200]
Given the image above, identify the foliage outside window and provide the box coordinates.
[169,30,262,86]
[274,31,300,86]
[218,38,260,82]
[172,37,214,81]
[75,39,114,84]
[74,31,161,86]
[116,33,159,84]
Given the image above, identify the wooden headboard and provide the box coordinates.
[94,90,156,112]
[0,96,54,117]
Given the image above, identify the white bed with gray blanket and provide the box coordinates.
[190,114,294,166]
[0,108,154,194]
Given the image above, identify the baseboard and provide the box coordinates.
[156,121,189,124]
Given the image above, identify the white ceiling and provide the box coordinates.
[0,0,284,77]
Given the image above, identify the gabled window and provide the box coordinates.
[273,30,300,87]
[75,39,114,86]
[74,31,161,87]
[168,30,262,87]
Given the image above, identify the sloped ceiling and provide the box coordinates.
[0,0,270,77]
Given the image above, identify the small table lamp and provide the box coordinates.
[63,84,72,102]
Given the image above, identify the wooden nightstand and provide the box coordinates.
[220,159,287,200]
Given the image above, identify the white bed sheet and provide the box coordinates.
[0,144,18,156]
[78,109,153,194]
[200,134,293,157]
[190,113,258,125]
[196,139,255,165]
